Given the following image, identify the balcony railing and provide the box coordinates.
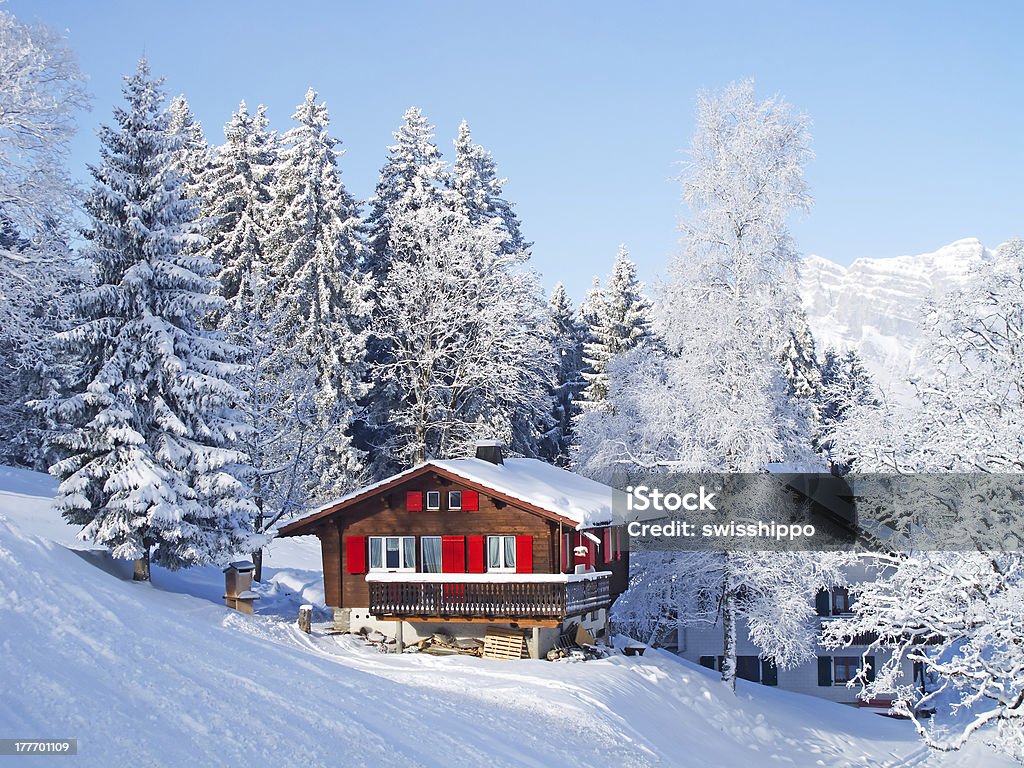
[366,571,612,621]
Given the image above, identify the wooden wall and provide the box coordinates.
[310,469,630,610]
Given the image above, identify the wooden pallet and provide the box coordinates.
[482,627,529,660]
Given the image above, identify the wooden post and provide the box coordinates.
[531,627,541,659]
[298,605,312,634]
[395,620,405,652]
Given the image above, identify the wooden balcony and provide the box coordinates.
[366,571,612,623]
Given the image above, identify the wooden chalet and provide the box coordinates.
[277,441,629,658]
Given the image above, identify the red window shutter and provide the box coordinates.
[561,533,570,572]
[614,526,623,561]
[603,527,612,564]
[467,535,485,573]
[406,491,422,511]
[515,535,533,573]
[462,490,479,511]
[442,535,465,573]
[345,536,366,574]
[587,537,596,569]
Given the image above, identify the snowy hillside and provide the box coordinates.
[0,466,1012,767]
[799,238,991,399]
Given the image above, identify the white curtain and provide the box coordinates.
[421,537,442,572]
[369,538,383,570]
[403,537,416,570]
[503,536,516,569]
[488,536,501,569]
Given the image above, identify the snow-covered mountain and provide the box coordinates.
[799,238,992,399]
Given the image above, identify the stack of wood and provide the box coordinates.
[481,627,529,660]
[414,632,485,657]
[545,622,609,662]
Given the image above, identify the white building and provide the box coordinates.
[674,568,922,706]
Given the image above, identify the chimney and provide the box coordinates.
[474,439,504,465]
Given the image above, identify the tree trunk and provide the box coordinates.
[252,489,264,583]
[133,542,151,582]
[297,605,312,634]
[721,568,737,692]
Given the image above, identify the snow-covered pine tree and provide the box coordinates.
[538,283,588,466]
[578,245,653,410]
[167,94,211,205]
[576,81,826,691]
[202,101,291,580]
[204,102,278,307]
[359,107,451,475]
[42,59,258,582]
[782,311,822,406]
[0,213,75,469]
[451,119,528,254]
[816,346,876,473]
[264,88,370,502]
[364,106,449,282]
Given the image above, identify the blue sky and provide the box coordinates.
[9,1,1023,301]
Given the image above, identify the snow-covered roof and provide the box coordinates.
[430,457,619,528]
[223,560,256,572]
[281,457,620,533]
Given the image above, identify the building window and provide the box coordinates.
[426,491,440,510]
[832,586,852,615]
[448,490,462,510]
[833,656,858,684]
[833,656,863,685]
[736,655,760,683]
[421,536,442,573]
[487,535,516,571]
[369,536,416,571]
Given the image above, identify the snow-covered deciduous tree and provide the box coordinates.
[823,240,1024,760]
[579,80,822,691]
[0,9,87,468]
[264,89,370,502]
[823,552,1024,762]
[578,246,653,410]
[371,202,552,467]
[364,110,552,472]
[0,8,88,237]
[538,283,588,466]
[40,60,258,582]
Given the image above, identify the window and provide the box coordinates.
[487,535,516,571]
[426,491,440,510]
[833,655,871,685]
[736,655,760,683]
[421,536,442,573]
[833,656,859,684]
[448,490,462,510]
[832,586,852,615]
[368,536,416,571]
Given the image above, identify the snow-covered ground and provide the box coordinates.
[0,466,1013,767]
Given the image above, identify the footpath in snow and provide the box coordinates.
[0,465,1012,768]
